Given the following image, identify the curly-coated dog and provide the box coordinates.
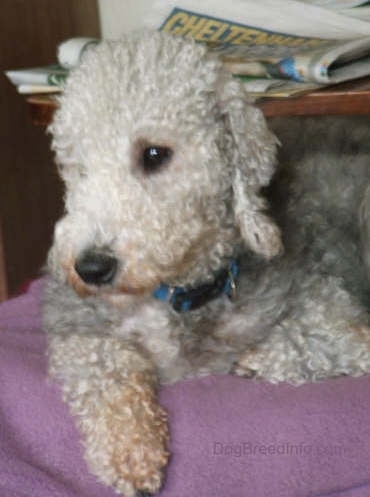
[43,31,370,496]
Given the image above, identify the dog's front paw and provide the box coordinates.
[78,372,170,497]
[109,395,170,497]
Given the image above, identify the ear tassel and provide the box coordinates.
[232,171,283,258]
[218,78,283,259]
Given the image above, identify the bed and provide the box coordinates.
[1,279,370,497]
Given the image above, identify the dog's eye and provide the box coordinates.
[141,146,172,173]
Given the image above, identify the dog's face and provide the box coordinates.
[49,31,282,298]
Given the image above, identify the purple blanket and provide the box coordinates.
[1,279,370,497]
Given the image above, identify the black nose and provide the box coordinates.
[75,249,118,286]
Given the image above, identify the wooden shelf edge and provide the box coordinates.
[27,95,59,126]
[258,91,370,117]
[26,76,370,124]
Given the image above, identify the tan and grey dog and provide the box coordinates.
[43,31,370,496]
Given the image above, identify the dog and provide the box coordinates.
[42,31,370,496]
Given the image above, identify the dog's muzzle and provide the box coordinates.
[75,248,118,286]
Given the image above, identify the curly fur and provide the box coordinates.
[43,31,370,496]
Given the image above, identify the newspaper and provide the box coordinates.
[145,0,370,38]
[5,65,67,94]
[4,39,96,95]
[299,1,370,21]
[210,33,370,84]
[149,2,370,94]
[5,0,370,97]
[298,0,370,11]
[341,6,370,20]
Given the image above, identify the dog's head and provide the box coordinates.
[49,31,282,297]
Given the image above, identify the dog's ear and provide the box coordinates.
[217,77,283,258]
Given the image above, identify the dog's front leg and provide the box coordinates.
[48,333,170,497]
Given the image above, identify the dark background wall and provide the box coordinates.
[0,0,101,298]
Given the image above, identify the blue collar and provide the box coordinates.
[153,260,238,312]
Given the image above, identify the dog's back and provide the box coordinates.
[267,115,370,307]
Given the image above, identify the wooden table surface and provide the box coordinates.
[27,76,370,124]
